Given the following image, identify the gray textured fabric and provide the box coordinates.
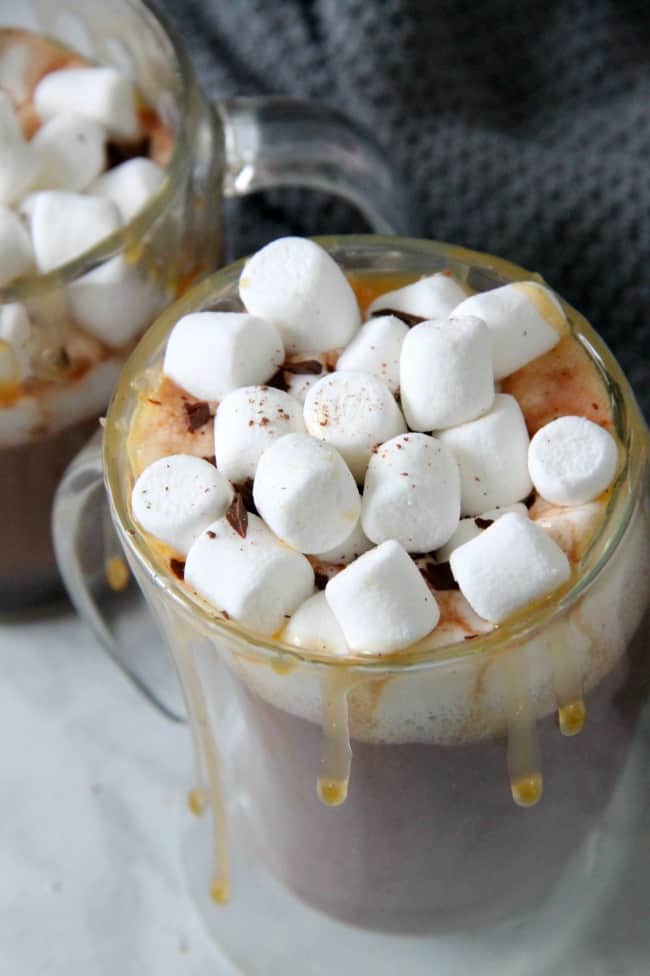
[159,0,649,414]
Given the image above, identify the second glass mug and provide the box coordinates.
[0,0,408,611]
[54,237,650,953]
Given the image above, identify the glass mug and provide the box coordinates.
[54,238,649,955]
[0,0,408,612]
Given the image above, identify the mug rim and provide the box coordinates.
[104,234,649,673]
[0,0,199,304]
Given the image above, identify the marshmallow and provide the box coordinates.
[0,204,34,286]
[325,540,440,654]
[283,592,348,656]
[33,67,140,140]
[285,371,321,404]
[303,370,407,481]
[31,114,106,192]
[29,191,121,273]
[438,394,532,515]
[336,314,408,393]
[314,518,373,564]
[185,513,314,635]
[361,433,461,552]
[450,512,571,623]
[400,316,494,430]
[67,255,164,347]
[163,312,284,402]
[528,416,618,506]
[0,302,31,380]
[367,272,467,319]
[239,237,361,354]
[214,385,305,483]
[0,92,38,205]
[88,157,165,222]
[436,503,529,562]
[253,432,361,554]
[452,282,566,379]
[131,454,233,555]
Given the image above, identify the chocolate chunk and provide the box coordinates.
[314,571,329,590]
[523,490,536,510]
[170,558,185,580]
[267,368,289,392]
[106,137,151,169]
[474,516,494,529]
[234,478,258,515]
[282,359,323,375]
[226,494,248,538]
[184,400,211,432]
[419,559,459,591]
[370,308,427,327]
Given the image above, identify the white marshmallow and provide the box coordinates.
[400,315,494,430]
[285,371,321,404]
[88,157,165,222]
[0,92,38,205]
[314,518,373,564]
[131,454,233,556]
[325,540,440,654]
[163,312,284,402]
[0,204,34,286]
[185,513,314,635]
[438,394,532,515]
[336,314,408,393]
[450,512,571,623]
[29,191,121,273]
[436,503,529,562]
[0,302,31,380]
[239,237,361,354]
[361,433,460,552]
[253,432,361,554]
[367,272,467,319]
[214,385,305,483]
[452,282,566,379]
[33,67,140,141]
[67,255,165,347]
[283,592,348,656]
[528,416,618,507]
[303,370,407,481]
[31,114,106,192]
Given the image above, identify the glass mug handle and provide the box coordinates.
[53,97,411,720]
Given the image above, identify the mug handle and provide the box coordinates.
[53,96,411,720]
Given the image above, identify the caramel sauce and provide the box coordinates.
[317,673,353,806]
[105,555,130,592]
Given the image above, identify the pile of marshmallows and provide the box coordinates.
[132,238,618,656]
[0,64,166,381]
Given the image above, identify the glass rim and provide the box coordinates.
[0,0,200,304]
[104,234,649,674]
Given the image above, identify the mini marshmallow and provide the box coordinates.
[239,237,361,354]
[361,433,460,552]
[67,255,165,348]
[314,518,373,564]
[214,385,305,483]
[0,92,38,205]
[400,316,494,430]
[452,282,566,380]
[285,371,321,404]
[0,204,34,286]
[367,272,467,319]
[436,503,529,562]
[325,540,440,654]
[438,394,532,516]
[29,191,121,273]
[88,157,165,222]
[163,312,284,402]
[303,370,407,481]
[185,513,314,635]
[450,512,571,623]
[31,114,106,192]
[336,314,408,393]
[253,432,361,554]
[0,302,31,379]
[33,66,140,140]
[283,592,348,656]
[528,416,618,506]
[131,454,233,555]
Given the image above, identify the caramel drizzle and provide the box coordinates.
[504,650,543,807]
[552,620,587,737]
[318,672,354,807]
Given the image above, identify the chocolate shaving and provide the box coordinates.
[170,558,185,580]
[267,368,289,392]
[235,478,257,515]
[474,516,494,529]
[370,308,427,327]
[226,494,248,538]
[106,137,151,169]
[184,400,211,432]
[207,530,217,539]
[203,454,217,466]
[282,359,323,375]
[523,490,536,510]
[222,610,230,620]
[147,398,161,405]
[314,571,329,591]
[419,560,459,591]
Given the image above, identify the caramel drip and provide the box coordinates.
[504,651,543,807]
[318,673,353,807]
[551,622,587,737]
[103,505,130,591]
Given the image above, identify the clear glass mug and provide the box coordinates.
[53,237,649,946]
[0,0,408,612]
